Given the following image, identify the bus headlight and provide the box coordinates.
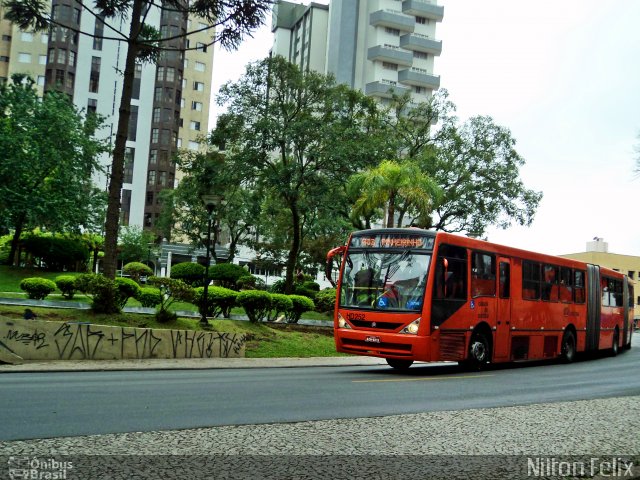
[400,318,421,335]
[338,313,352,329]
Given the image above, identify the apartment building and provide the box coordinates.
[271,0,443,103]
[0,1,213,234]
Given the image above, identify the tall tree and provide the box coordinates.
[0,74,108,265]
[213,56,386,292]
[4,0,273,278]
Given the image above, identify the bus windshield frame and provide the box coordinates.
[338,232,434,313]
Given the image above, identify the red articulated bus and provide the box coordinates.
[325,228,634,370]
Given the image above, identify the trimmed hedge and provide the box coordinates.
[123,262,153,283]
[136,287,162,308]
[170,262,205,286]
[55,275,77,299]
[285,295,315,324]
[209,263,248,290]
[114,277,141,309]
[267,293,293,322]
[19,277,56,300]
[193,286,238,319]
[236,290,272,323]
[314,288,337,313]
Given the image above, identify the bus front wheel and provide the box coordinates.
[386,358,413,370]
[465,332,491,370]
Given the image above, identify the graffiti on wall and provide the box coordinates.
[1,320,245,360]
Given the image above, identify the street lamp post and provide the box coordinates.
[200,194,222,327]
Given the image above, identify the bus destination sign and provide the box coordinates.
[350,234,434,250]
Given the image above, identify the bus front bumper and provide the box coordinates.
[335,329,432,362]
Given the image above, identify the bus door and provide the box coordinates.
[494,258,512,361]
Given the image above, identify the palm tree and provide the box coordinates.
[349,160,441,228]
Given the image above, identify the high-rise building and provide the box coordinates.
[0,1,214,234]
[271,0,443,103]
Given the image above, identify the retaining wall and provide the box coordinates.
[0,317,245,364]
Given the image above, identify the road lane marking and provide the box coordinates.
[352,374,493,383]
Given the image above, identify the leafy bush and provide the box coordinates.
[266,293,293,322]
[136,287,162,308]
[19,277,57,300]
[170,262,205,286]
[193,286,238,319]
[237,275,258,290]
[84,275,120,314]
[209,263,248,290]
[114,277,141,309]
[123,262,153,283]
[302,281,320,292]
[285,295,315,324]
[148,277,194,323]
[294,284,317,300]
[21,234,89,271]
[237,290,273,323]
[55,275,77,299]
[315,288,337,313]
[269,279,286,294]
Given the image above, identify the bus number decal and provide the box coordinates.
[347,313,365,321]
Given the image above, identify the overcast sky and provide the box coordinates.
[211,0,640,257]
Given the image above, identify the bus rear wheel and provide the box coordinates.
[386,358,413,370]
[560,330,576,363]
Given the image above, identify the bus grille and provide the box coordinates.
[341,338,412,356]
[350,320,404,331]
[439,333,466,361]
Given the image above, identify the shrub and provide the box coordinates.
[123,262,153,284]
[315,288,337,313]
[193,286,238,319]
[74,273,99,294]
[85,275,120,314]
[19,277,56,300]
[236,290,273,323]
[170,262,206,286]
[302,281,320,292]
[148,277,194,323]
[266,293,293,322]
[236,275,258,290]
[114,277,141,309]
[136,287,162,308]
[294,284,317,300]
[269,279,286,294]
[209,263,248,290]
[55,275,77,299]
[285,295,315,324]
[21,234,89,271]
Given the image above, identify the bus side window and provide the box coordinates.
[541,265,558,302]
[471,252,496,297]
[434,244,467,301]
[601,277,610,307]
[522,261,541,300]
[559,267,572,303]
[574,270,585,303]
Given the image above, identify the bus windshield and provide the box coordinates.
[340,251,431,312]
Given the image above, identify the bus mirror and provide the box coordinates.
[326,246,346,287]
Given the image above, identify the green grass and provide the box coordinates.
[0,265,83,293]
[0,304,343,358]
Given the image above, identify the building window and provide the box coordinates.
[128,106,138,141]
[1,35,11,41]
[414,86,425,94]
[0,56,9,62]
[414,51,428,60]
[37,75,45,86]
[153,107,161,123]
[146,191,154,205]
[166,67,175,82]
[41,33,48,43]
[194,61,205,72]
[415,16,429,25]
[158,171,167,186]
[151,128,159,143]
[87,98,97,114]
[382,62,397,71]
[55,69,65,85]
[65,71,74,90]
[191,101,203,111]
[147,170,156,186]
[149,150,158,165]
[188,140,199,150]
[123,147,135,183]
[120,189,131,226]
[154,87,163,102]
[89,56,101,93]
[196,42,207,52]
[58,49,67,65]
[38,55,47,65]
[18,52,31,63]
[190,121,201,131]
[132,63,142,100]
[193,81,204,91]
[385,27,400,36]
[93,16,104,50]
[20,32,33,42]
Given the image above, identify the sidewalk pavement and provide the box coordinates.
[0,356,389,373]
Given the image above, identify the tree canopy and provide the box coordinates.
[3,0,273,278]
[0,74,108,265]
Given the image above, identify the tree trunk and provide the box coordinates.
[284,199,301,294]
[8,213,26,267]
[102,0,143,279]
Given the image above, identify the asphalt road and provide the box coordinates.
[1,342,639,442]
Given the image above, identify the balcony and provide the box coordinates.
[365,80,411,99]
[369,9,415,32]
[367,45,413,67]
[402,0,444,21]
[398,68,440,89]
[400,33,442,56]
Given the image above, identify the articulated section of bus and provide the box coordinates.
[329,229,437,363]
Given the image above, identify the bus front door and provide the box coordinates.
[494,258,512,362]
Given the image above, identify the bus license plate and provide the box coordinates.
[365,336,381,343]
